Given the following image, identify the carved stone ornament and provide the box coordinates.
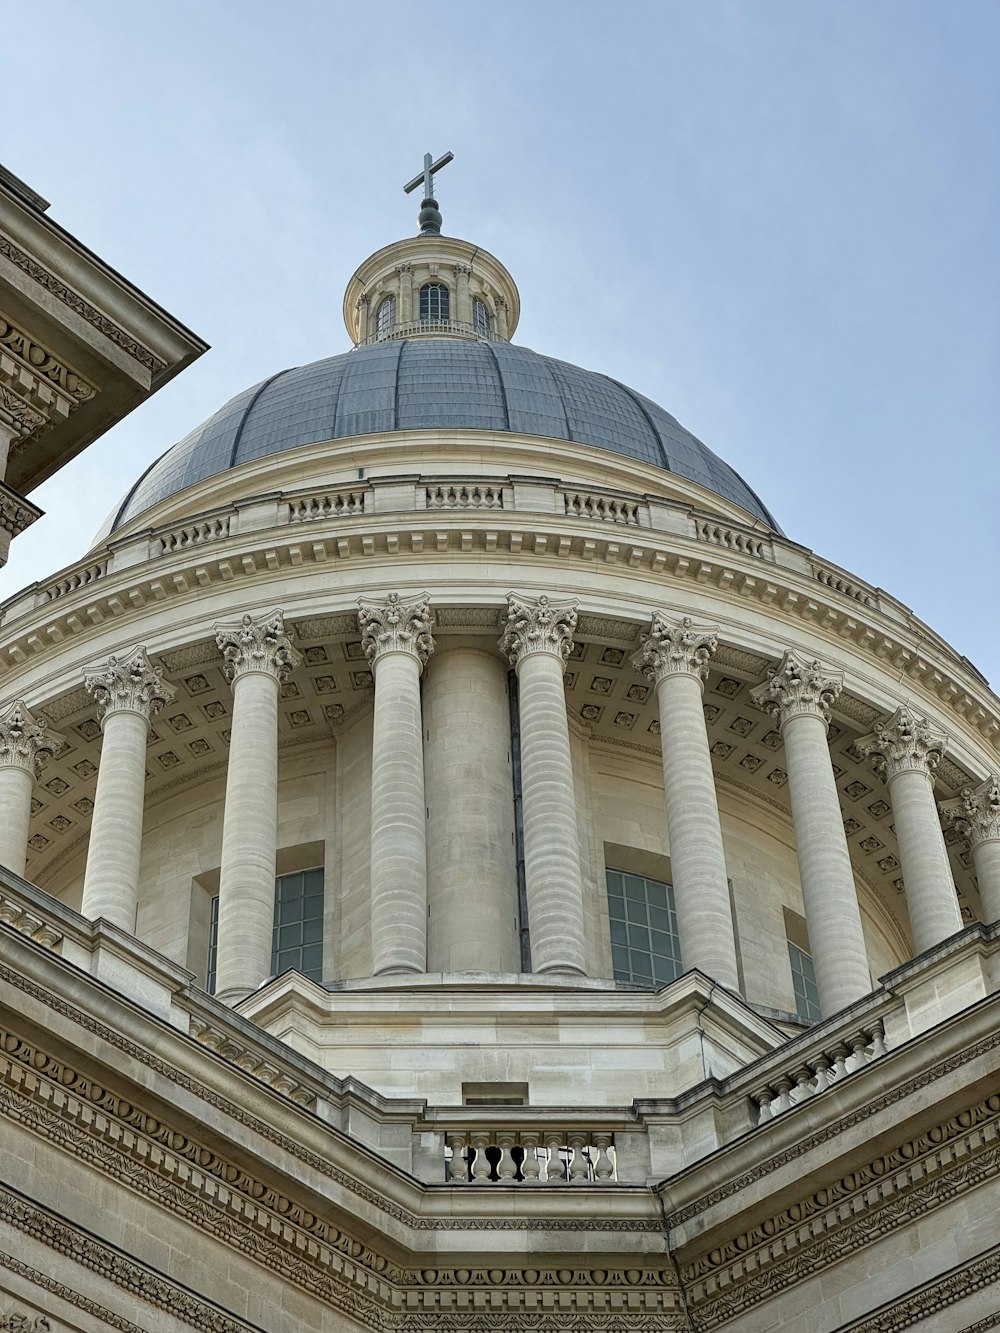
[215,610,301,684]
[498,593,578,665]
[855,705,947,782]
[0,385,46,440]
[358,592,434,667]
[0,700,65,776]
[84,645,176,723]
[0,481,42,537]
[749,649,844,728]
[939,775,1000,848]
[631,612,718,686]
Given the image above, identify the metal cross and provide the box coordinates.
[403,150,454,201]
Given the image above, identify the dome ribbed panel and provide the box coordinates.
[97,339,782,537]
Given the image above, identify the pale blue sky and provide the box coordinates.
[3,1,998,680]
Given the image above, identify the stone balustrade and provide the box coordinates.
[426,482,504,510]
[749,1019,888,1125]
[444,1127,617,1184]
[561,488,643,525]
[287,488,365,522]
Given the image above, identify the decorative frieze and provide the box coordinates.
[83,644,175,723]
[0,480,42,538]
[499,592,578,664]
[632,612,718,685]
[749,649,843,727]
[358,592,434,667]
[215,609,300,683]
[0,700,65,775]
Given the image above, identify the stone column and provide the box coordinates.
[857,707,962,954]
[356,293,370,342]
[499,593,586,975]
[454,263,472,325]
[633,614,739,990]
[213,611,300,1004]
[494,295,509,340]
[359,592,434,975]
[0,701,65,874]
[396,263,413,324]
[81,647,175,930]
[750,651,871,1013]
[424,648,518,973]
[940,775,1000,925]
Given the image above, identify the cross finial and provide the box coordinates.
[403,150,454,235]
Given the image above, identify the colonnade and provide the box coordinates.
[0,598,994,1014]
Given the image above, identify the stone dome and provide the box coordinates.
[98,338,780,537]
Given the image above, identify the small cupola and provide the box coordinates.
[342,151,520,346]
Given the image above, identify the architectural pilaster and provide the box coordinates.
[81,647,175,931]
[494,294,509,339]
[356,293,370,342]
[940,775,1000,925]
[359,592,434,974]
[454,262,472,325]
[633,614,739,991]
[424,648,518,973]
[396,263,414,323]
[213,611,300,1004]
[0,700,65,874]
[856,706,962,953]
[499,593,586,975]
[750,651,871,1013]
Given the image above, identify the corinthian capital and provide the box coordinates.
[749,650,843,728]
[358,592,434,668]
[216,610,301,684]
[631,613,718,686]
[84,645,176,724]
[0,700,66,776]
[499,593,578,666]
[855,705,947,781]
[939,775,1000,849]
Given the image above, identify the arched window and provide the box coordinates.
[472,296,491,336]
[375,294,396,337]
[419,282,450,323]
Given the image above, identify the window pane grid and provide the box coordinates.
[207,868,324,994]
[606,869,681,988]
[419,282,450,322]
[788,942,822,1024]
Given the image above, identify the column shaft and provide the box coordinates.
[81,710,151,930]
[214,670,281,1002]
[972,840,1000,923]
[654,671,739,989]
[424,649,518,972]
[0,766,34,873]
[516,649,587,974]
[889,768,963,952]
[370,650,427,973]
[781,711,871,1010]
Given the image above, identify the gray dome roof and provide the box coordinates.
[101,339,780,535]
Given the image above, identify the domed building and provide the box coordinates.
[1,158,999,1331]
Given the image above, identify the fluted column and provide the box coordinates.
[750,652,871,1012]
[857,707,962,953]
[81,647,175,930]
[214,611,300,1003]
[0,701,65,874]
[424,648,518,972]
[633,614,739,990]
[499,593,586,975]
[359,592,434,975]
[940,775,1000,925]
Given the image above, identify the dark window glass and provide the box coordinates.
[375,295,396,336]
[606,868,682,988]
[472,296,491,335]
[788,942,822,1024]
[207,867,324,993]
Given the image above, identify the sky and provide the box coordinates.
[3,0,998,682]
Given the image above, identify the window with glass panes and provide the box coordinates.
[606,869,682,987]
[788,941,822,1024]
[375,294,396,336]
[419,282,449,322]
[472,296,491,335]
[206,868,324,993]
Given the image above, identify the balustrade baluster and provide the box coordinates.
[446,1132,469,1182]
[470,1132,492,1184]
[592,1133,615,1181]
[520,1132,541,1182]
[543,1131,565,1183]
[567,1132,589,1183]
[496,1134,517,1182]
